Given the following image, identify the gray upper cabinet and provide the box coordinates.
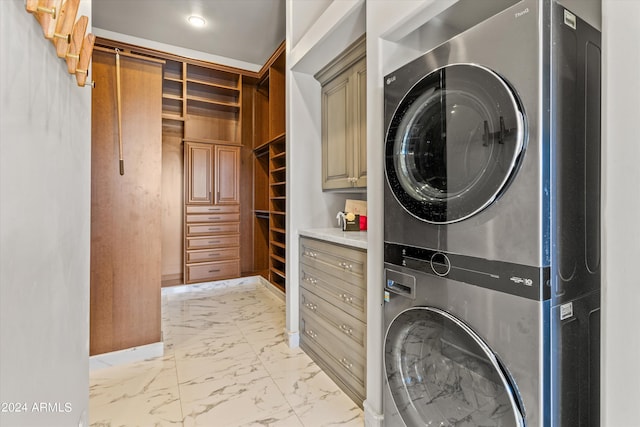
[315,36,366,191]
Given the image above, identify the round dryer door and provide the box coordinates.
[384,307,525,427]
[385,64,526,224]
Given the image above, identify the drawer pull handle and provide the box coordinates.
[208,208,221,211]
[208,269,220,273]
[208,228,220,231]
[208,241,220,244]
[208,216,221,220]
[340,324,353,335]
[306,329,317,338]
[304,251,317,258]
[304,277,317,285]
[340,357,353,369]
[208,253,220,257]
[304,302,317,311]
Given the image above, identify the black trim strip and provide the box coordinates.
[385,242,551,301]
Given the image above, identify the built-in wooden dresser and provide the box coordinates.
[299,230,367,406]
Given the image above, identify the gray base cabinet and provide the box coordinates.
[299,236,367,406]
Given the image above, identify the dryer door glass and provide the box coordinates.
[384,307,524,427]
[385,64,525,224]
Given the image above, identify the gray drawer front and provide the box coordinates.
[301,288,365,352]
[300,315,365,394]
[300,263,366,322]
[300,237,366,284]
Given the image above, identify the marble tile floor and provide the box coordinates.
[89,277,364,427]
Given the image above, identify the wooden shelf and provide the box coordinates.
[271,227,286,234]
[162,113,185,121]
[186,96,240,110]
[182,137,241,146]
[270,181,286,187]
[162,93,183,101]
[270,253,286,264]
[270,267,286,279]
[186,77,240,93]
[164,76,183,83]
[271,166,286,174]
[270,211,286,216]
[255,210,270,217]
[271,240,286,250]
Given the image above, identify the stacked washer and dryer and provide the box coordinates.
[382,1,601,426]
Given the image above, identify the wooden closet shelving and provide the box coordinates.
[252,42,287,292]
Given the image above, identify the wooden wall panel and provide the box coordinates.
[161,130,184,284]
[90,50,163,355]
[240,83,256,274]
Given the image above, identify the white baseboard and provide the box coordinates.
[286,328,300,348]
[364,399,384,427]
[258,276,286,303]
[89,341,164,371]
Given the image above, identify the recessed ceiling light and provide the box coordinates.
[188,15,206,28]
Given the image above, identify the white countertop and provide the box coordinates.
[299,228,368,250]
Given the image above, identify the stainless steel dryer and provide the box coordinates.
[383,252,542,427]
[383,0,602,426]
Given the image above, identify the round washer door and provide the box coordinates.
[385,64,526,224]
[384,307,524,427]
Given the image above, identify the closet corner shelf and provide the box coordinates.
[163,76,183,83]
[254,132,286,152]
[270,267,286,279]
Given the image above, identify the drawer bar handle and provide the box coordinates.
[208,253,220,257]
[340,324,353,335]
[340,357,353,369]
[340,293,354,303]
[208,216,221,220]
[208,208,221,211]
[338,262,353,270]
[208,269,221,273]
[208,241,220,244]
[208,228,220,231]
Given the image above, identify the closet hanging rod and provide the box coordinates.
[93,46,165,64]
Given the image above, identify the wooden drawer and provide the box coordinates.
[186,235,240,250]
[186,247,239,263]
[186,213,240,223]
[300,237,366,285]
[186,205,239,214]
[300,315,365,394]
[186,222,239,236]
[301,288,365,352]
[186,260,240,283]
[300,263,366,322]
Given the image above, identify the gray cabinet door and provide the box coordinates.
[318,37,366,191]
[321,70,352,190]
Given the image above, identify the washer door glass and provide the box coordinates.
[384,307,524,427]
[385,64,525,224]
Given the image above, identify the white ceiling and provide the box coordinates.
[92,0,286,70]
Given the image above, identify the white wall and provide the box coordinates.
[285,0,366,346]
[602,1,640,425]
[0,1,91,426]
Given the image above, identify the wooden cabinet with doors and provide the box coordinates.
[184,141,241,283]
[315,36,366,190]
